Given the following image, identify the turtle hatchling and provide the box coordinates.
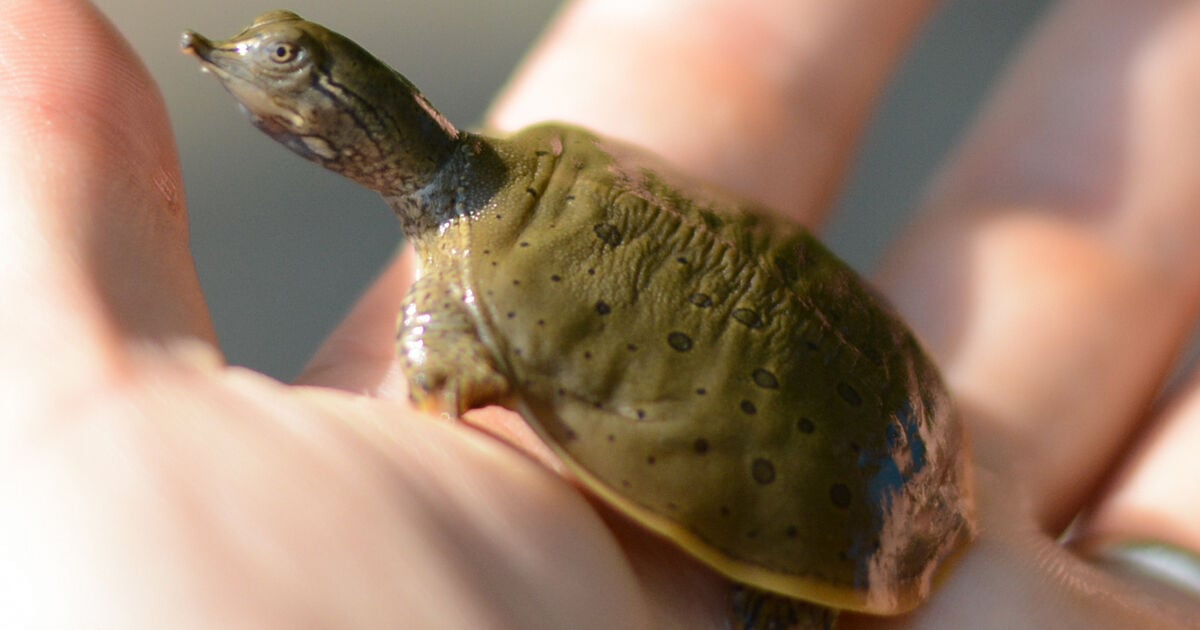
[183,11,975,628]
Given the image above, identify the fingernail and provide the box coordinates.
[1090,541,1200,599]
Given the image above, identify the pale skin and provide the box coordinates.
[1,0,1198,627]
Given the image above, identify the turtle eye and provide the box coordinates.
[268,41,299,64]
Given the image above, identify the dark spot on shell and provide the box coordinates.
[550,274,561,282]
[535,150,548,156]
[797,417,815,434]
[786,525,798,538]
[556,388,565,396]
[563,428,577,441]
[830,483,852,509]
[688,293,713,308]
[696,387,707,395]
[512,279,521,286]
[587,268,596,275]
[693,438,709,454]
[566,195,576,201]
[594,222,622,247]
[636,409,646,420]
[482,249,491,255]
[740,400,757,415]
[506,312,515,319]
[667,332,693,352]
[512,348,523,357]
[583,351,593,360]
[525,188,538,197]
[626,344,638,352]
[495,214,503,220]
[595,301,612,315]
[751,458,776,485]
[490,261,498,267]
[732,308,764,329]
[622,480,631,489]
[838,383,863,407]
[592,401,603,409]
[675,256,688,265]
[607,434,615,442]
[519,241,530,247]
[646,455,656,465]
[752,368,779,389]
[667,502,678,511]
[537,319,546,326]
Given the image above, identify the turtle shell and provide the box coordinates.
[426,123,974,615]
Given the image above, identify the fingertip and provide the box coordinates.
[0,0,180,212]
[0,0,215,349]
[1074,373,1200,580]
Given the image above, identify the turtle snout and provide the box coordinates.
[180,31,214,61]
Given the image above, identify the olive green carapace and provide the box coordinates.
[423,127,971,614]
[184,10,975,625]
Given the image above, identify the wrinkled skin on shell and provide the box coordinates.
[184,10,975,627]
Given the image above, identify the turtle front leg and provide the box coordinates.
[397,272,511,417]
[732,586,838,630]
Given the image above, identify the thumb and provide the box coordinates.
[0,0,215,395]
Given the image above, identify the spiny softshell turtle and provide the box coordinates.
[182,11,975,628]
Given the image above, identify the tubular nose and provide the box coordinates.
[180,31,213,60]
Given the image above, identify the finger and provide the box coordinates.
[1074,367,1200,594]
[0,0,215,381]
[487,0,937,223]
[294,246,415,395]
[879,0,1200,529]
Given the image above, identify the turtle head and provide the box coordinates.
[183,11,460,198]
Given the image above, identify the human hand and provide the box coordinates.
[3,1,1198,630]
[0,1,701,627]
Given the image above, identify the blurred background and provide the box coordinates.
[92,0,1049,380]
